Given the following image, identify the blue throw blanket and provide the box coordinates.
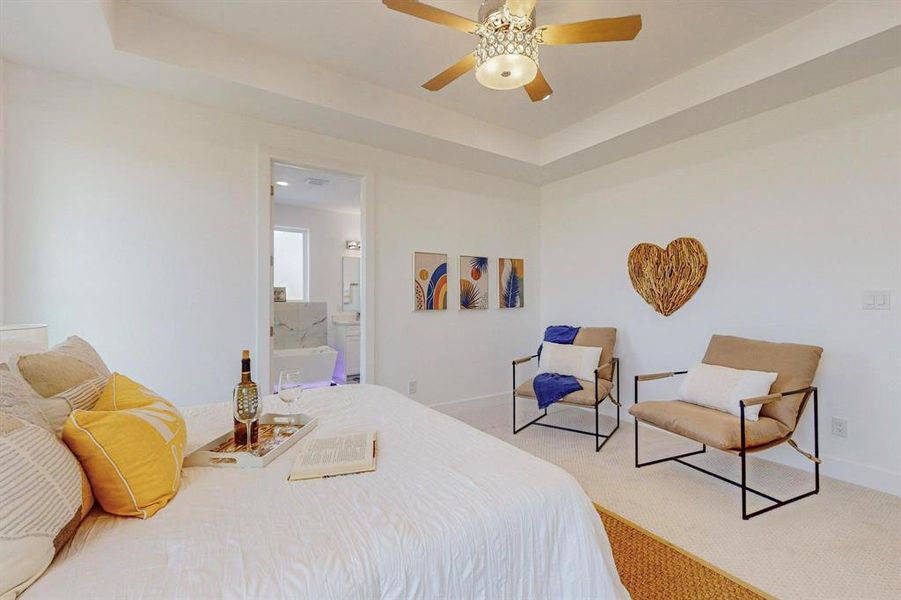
[534,325,581,409]
[540,325,580,352]
[534,373,582,410]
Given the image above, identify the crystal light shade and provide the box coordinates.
[475,28,539,90]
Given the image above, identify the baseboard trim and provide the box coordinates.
[428,391,508,409]
[819,456,900,497]
[433,395,901,497]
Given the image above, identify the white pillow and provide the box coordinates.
[678,363,778,421]
[537,342,602,382]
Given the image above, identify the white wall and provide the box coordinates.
[374,177,539,405]
[2,62,540,408]
[0,58,5,322]
[539,69,901,495]
[273,203,360,317]
[4,65,257,407]
[7,59,896,494]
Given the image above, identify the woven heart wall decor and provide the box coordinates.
[627,237,708,316]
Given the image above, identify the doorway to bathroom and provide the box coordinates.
[270,162,363,391]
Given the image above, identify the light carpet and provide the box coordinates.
[438,396,901,600]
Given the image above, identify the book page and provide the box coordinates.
[289,432,377,480]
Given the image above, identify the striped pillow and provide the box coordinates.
[0,413,94,598]
[0,366,106,436]
[38,376,108,435]
[0,366,53,432]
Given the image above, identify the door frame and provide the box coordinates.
[256,145,376,393]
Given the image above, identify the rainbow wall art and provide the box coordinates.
[414,252,448,311]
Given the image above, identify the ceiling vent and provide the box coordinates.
[306,177,329,186]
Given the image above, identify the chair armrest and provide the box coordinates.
[740,386,815,407]
[636,370,687,382]
[740,393,782,407]
[512,354,538,366]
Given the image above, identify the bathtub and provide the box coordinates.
[272,346,338,389]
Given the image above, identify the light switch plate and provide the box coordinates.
[862,290,891,310]
[832,417,848,438]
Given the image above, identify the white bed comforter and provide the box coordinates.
[26,385,627,599]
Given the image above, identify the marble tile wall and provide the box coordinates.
[274,301,327,350]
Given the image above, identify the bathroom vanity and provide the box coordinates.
[333,255,362,384]
[332,318,360,384]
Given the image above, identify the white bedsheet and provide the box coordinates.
[26,384,627,599]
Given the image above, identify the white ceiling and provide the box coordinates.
[273,164,361,214]
[2,1,899,183]
[128,0,831,137]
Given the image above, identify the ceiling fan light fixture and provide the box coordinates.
[476,53,537,90]
[474,24,539,90]
[383,0,642,102]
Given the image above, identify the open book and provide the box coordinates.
[288,431,378,481]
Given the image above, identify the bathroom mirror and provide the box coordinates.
[342,256,361,312]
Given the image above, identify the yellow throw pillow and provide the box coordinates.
[62,374,186,519]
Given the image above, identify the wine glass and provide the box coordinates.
[277,370,304,438]
[233,385,261,454]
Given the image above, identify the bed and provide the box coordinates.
[25,384,627,599]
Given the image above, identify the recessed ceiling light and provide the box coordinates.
[275,181,289,187]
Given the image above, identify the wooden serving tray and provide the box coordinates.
[184,413,318,469]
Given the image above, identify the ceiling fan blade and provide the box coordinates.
[422,53,477,91]
[539,15,642,45]
[505,0,537,18]
[383,0,479,34]
[524,69,552,102]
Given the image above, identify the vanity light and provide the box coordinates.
[346,240,361,251]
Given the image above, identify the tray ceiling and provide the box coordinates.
[127,0,831,137]
[3,1,899,183]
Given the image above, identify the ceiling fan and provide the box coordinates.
[382,0,642,102]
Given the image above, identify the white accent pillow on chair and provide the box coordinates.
[678,363,778,421]
[537,342,602,382]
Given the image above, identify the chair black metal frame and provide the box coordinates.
[633,371,820,519]
[512,356,620,452]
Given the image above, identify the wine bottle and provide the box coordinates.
[233,349,259,446]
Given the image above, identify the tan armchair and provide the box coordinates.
[630,334,823,519]
[512,327,620,452]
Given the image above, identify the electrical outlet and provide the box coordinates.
[831,417,848,438]
[862,290,891,310]
[407,380,417,395]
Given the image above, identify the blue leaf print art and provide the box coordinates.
[499,258,524,308]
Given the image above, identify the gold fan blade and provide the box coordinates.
[383,0,479,34]
[505,0,537,18]
[539,15,642,45]
[422,53,477,91]
[524,69,552,102]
